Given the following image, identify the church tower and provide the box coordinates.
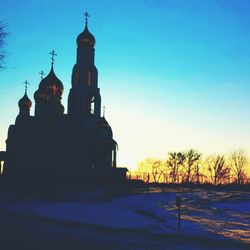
[68,12,101,120]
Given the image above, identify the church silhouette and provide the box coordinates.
[1,13,127,191]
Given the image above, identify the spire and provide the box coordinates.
[49,49,57,68]
[84,11,90,26]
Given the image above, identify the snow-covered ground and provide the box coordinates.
[0,188,249,249]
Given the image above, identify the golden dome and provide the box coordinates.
[18,92,32,109]
[39,66,64,97]
[77,25,95,47]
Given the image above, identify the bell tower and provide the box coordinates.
[68,12,101,120]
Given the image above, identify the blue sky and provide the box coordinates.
[0,0,250,169]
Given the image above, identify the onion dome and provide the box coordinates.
[77,24,95,48]
[18,92,32,109]
[39,66,64,98]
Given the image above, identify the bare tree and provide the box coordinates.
[136,158,164,183]
[183,149,201,183]
[192,162,204,184]
[137,158,153,182]
[231,150,248,185]
[0,21,8,69]
[166,152,185,184]
[206,154,230,185]
[136,150,249,185]
[151,160,164,183]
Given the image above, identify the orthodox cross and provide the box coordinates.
[103,105,106,117]
[49,49,57,66]
[24,80,29,93]
[84,11,90,25]
[39,70,45,79]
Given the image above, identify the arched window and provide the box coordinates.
[88,96,95,114]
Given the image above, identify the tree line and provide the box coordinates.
[131,149,249,185]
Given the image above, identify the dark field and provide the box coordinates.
[0,188,249,250]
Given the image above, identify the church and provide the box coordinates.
[1,14,127,190]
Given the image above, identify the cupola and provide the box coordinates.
[76,12,95,48]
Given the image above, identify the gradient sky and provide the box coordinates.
[0,0,250,170]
